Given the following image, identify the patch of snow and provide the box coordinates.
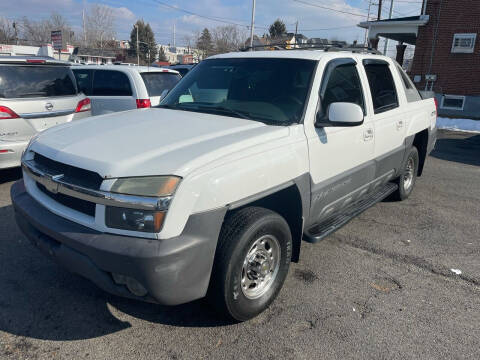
[437,117,480,133]
[450,268,462,275]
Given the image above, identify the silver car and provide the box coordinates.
[0,56,91,169]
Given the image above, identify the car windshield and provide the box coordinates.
[158,58,316,125]
[0,65,77,98]
[140,72,182,97]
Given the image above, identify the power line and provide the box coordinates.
[293,0,368,18]
[146,0,269,30]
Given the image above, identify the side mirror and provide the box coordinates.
[315,102,364,127]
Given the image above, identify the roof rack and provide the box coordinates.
[240,43,382,55]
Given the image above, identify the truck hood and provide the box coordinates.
[30,108,289,178]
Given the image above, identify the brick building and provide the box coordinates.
[359,0,480,118]
[410,0,479,118]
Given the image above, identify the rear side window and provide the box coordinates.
[319,62,365,119]
[396,65,422,103]
[92,70,132,96]
[140,72,181,97]
[0,65,77,98]
[363,62,399,114]
[72,69,93,96]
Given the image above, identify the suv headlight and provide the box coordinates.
[106,176,180,233]
[110,176,180,197]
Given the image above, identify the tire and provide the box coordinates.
[392,146,419,201]
[208,207,292,322]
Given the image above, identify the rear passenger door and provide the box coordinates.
[362,59,406,180]
[91,70,136,115]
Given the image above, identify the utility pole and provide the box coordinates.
[383,0,394,55]
[82,0,87,46]
[173,23,176,48]
[364,0,373,46]
[294,20,298,48]
[12,22,18,45]
[249,0,256,51]
[135,24,139,66]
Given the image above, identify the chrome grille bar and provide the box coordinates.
[22,159,171,211]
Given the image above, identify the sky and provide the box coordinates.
[2,0,423,49]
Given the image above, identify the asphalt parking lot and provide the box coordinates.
[0,129,479,360]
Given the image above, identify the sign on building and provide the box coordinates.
[51,30,63,51]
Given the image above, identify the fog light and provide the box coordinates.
[105,207,165,233]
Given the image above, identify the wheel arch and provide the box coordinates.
[413,129,429,176]
[226,175,310,263]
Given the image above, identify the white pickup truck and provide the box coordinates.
[12,49,437,321]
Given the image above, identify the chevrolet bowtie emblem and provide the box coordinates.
[45,174,64,194]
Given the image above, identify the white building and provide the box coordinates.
[0,43,74,61]
[156,45,202,64]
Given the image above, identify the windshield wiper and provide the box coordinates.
[196,105,253,120]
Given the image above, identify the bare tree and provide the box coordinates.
[85,4,116,49]
[19,13,75,46]
[0,17,16,44]
[211,25,248,54]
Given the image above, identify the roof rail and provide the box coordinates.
[239,43,382,55]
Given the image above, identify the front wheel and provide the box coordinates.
[208,207,292,321]
[392,146,419,201]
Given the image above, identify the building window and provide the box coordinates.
[440,95,466,110]
[451,33,477,53]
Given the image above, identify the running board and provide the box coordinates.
[303,182,398,244]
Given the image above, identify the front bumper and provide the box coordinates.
[11,180,226,305]
[0,139,28,169]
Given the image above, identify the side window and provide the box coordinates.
[319,62,365,120]
[73,69,93,96]
[363,62,399,114]
[395,64,422,103]
[92,70,132,96]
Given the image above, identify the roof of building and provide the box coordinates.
[74,47,117,59]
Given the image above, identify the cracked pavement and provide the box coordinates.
[1,130,479,359]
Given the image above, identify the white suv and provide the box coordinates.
[12,49,437,321]
[0,56,91,169]
[72,65,181,115]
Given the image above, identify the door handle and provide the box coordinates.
[364,128,374,141]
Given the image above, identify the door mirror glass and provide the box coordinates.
[316,102,364,127]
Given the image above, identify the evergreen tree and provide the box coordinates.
[269,19,287,39]
[130,19,157,64]
[197,28,213,58]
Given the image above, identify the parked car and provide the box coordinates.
[0,56,91,170]
[169,64,195,77]
[71,65,181,115]
[12,49,436,321]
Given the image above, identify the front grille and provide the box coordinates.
[37,182,96,217]
[33,152,103,190]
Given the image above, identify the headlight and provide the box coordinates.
[106,176,180,233]
[105,207,165,233]
[110,176,180,197]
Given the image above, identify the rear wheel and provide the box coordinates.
[208,207,292,321]
[392,146,419,201]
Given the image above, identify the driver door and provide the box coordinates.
[304,58,375,226]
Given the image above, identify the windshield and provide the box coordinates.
[0,65,77,98]
[159,58,316,125]
[141,72,181,97]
